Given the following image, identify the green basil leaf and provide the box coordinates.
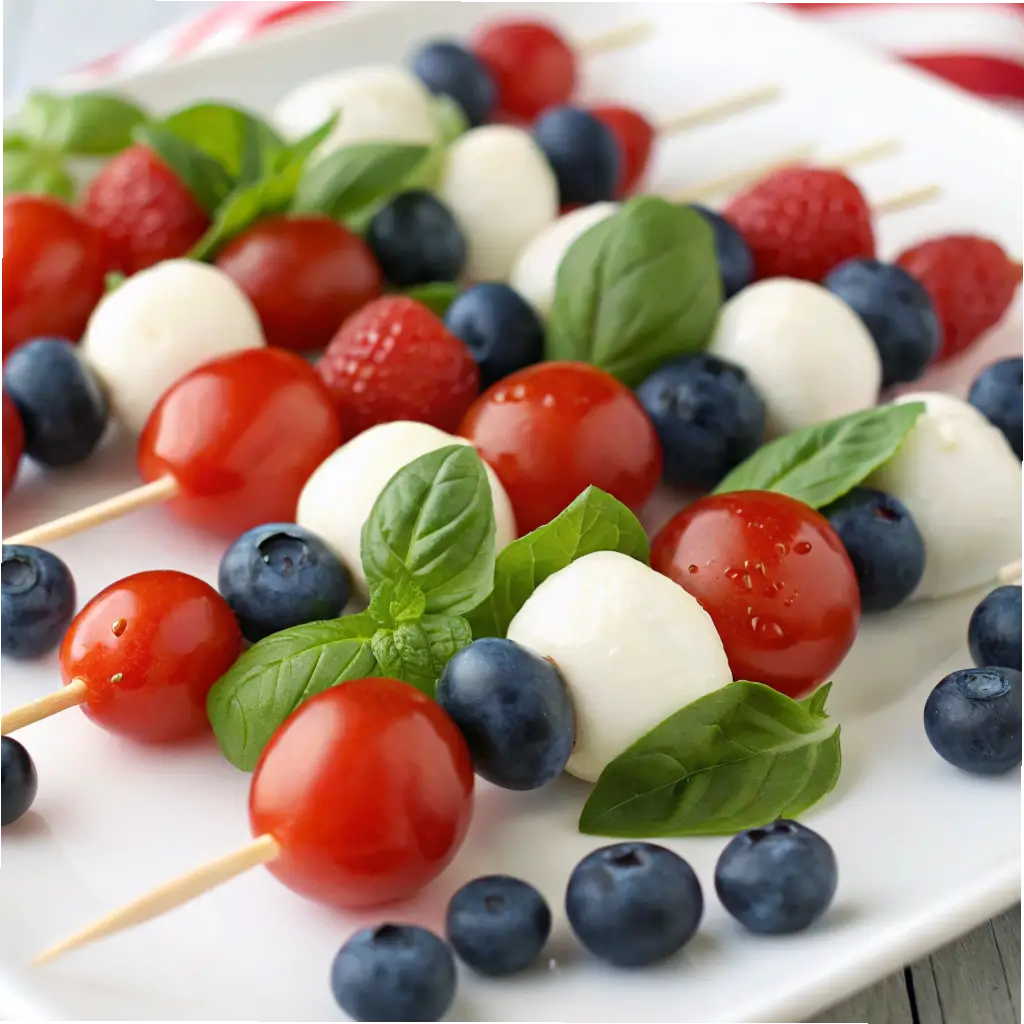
[713,402,927,509]
[368,573,427,627]
[371,615,472,696]
[134,123,234,216]
[104,271,126,294]
[466,486,650,639]
[2,149,74,201]
[579,681,842,838]
[276,114,339,171]
[3,133,31,152]
[361,444,496,617]
[14,90,147,155]
[404,282,460,317]
[206,613,379,771]
[546,197,723,387]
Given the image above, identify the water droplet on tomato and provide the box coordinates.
[111,618,127,636]
[687,564,699,574]
[110,672,123,685]
[794,541,812,555]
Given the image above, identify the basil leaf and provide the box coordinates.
[371,615,472,696]
[104,272,126,294]
[361,444,496,617]
[206,613,379,771]
[3,149,74,201]
[713,402,926,509]
[579,681,842,838]
[134,123,234,216]
[546,197,722,387]
[14,90,147,155]
[275,114,339,171]
[3,133,31,152]
[368,573,427,627]
[404,282,460,317]
[466,486,650,639]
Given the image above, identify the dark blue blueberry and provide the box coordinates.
[218,523,352,643]
[367,190,467,289]
[715,820,838,935]
[636,354,766,489]
[531,106,620,205]
[565,842,703,967]
[330,923,456,1022]
[821,487,926,613]
[411,40,496,128]
[446,874,551,976]
[1,737,38,827]
[435,637,574,790]
[968,357,1022,459]
[1,545,76,660]
[924,667,1022,775]
[444,283,544,388]
[2,339,109,467]
[823,259,940,389]
[968,586,1022,671]
[689,204,754,299]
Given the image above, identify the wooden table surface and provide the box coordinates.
[2,2,1020,1022]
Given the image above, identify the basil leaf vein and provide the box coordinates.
[371,615,472,696]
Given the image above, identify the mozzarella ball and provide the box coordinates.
[709,278,882,437]
[507,551,733,782]
[296,421,517,596]
[81,260,265,434]
[868,392,1022,601]
[438,126,559,282]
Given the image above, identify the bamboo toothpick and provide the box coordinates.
[997,559,1022,584]
[657,84,782,135]
[672,144,817,203]
[577,20,654,56]
[1,679,89,736]
[872,184,944,217]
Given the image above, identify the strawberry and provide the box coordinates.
[895,235,1023,362]
[316,297,480,436]
[82,145,211,275]
[723,167,875,283]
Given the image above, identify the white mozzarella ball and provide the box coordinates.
[81,260,265,434]
[708,278,882,437]
[438,125,559,282]
[507,551,733,782]
[867,392,1022,601]
[296,421,517,596]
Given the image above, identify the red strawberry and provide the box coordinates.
[895,235,1023,362]
[316,297,480,437]
[723,166,875,283]
[82,145,211,275]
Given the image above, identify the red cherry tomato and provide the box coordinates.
[137,348,342,537]
[215,216,382,353]
[459,362,662,535]
[651,491,860,698]
[3,393,24,498]
[249,677,474,909]
[59,570,242,743]
[590,105,654,197]
[2,195,109,361]
[472,20,577,122]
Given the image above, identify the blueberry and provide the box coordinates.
[689,204,754,299]
[435,637,574,790]
[411,40,496,128]
[968,586,1022,671]
[1,736,38,827]
[823,259,940,388]
[2,338,109,467]
[446,874,551,976]
[444,283,544,388]
[367,190,467,289]
[531,106,620,205]
[924,667,1022,775]
[821,487,926,612]
[968,357,1022,459]
[636,354,766,489]
[330,923,456,1022]
[715,820,838,935]
[565,842,703,967]
[218,523,352,643]
[1,545,76,660]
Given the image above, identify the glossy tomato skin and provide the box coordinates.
[2,393,24,498]
[2,195,109,361]
[651,491,860,698]
[250,678,474,909]
[137,348,342,537]
[589,105,654,197]
[215,216,382,353]
[460,362,662,535]
[60,570,242,743]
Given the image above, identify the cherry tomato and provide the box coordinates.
[651,491,860,698]
[2,393,24,498]
[2,195,109,361]
[249,677,474,909]
[59,570,242,743]
[590,105,654,197]
[459,362,662,535]
[138,348,342,537]
[215,216,382,354]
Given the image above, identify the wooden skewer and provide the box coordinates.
[657,84,782,135]
[872,184,944,217]
[997,559,1022,584]
[577,20,654,56]
[1,679,89,735]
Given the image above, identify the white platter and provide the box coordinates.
[1,2,1022,1021]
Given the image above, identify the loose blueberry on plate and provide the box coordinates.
[330,923,456,1022]
[411,40,497,127]
[565,842,703,967]
[531,106,621,205]
[1,736,38,827]
[636,354,766,489]
[1,544,76,659]
[218,523,352,643]
[446,874,551,976]
[968,585,1022,671]
[924,667,1022,775]
[689,204,755,299]
[436,637,575,790]
[821,486,926,612]
[968,357,1022,460]
[715,820,838,935]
